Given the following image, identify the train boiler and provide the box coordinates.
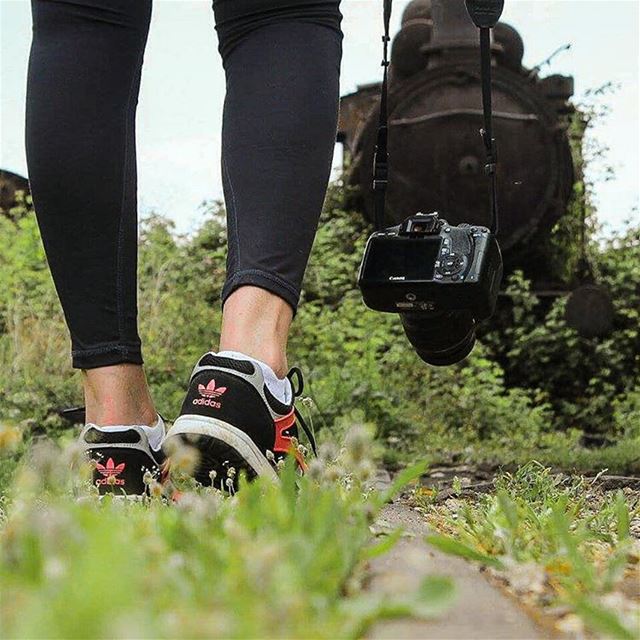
[338,0,577,283]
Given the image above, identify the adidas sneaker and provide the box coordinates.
[163,353,316,490]
[79,417,166,496]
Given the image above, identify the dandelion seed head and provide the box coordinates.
[43,557,67,581]
[318,442,338,463]
[167,442,200,475]
[31,441,66,488]
[306,459,325,482]
[167,552,186,571]
[356,460,375,481]
[222,518,247,541]
[345,425,370,464]
[324,465,342,483]
[63,442,86,469]
[149,481,164,498]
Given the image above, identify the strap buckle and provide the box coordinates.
[373,151,388,191]
[480,128,498,182]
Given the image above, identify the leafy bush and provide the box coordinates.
[0,185,638,477]
[485,226,640,436]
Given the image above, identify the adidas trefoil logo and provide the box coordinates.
[95,457,126,486]
[193,379,227,409]
[198,379,227,398]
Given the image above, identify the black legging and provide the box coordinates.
[26,0,343,369]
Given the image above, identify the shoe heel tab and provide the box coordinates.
[192,353,256,377]
[81,426,143,445]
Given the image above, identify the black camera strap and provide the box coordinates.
[465,0,504,234]
[372,0,392,231]
[465,0,504,233]
[373,0,504,234]
[478,27,499,234]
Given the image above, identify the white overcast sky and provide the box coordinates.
[1,0,638,234]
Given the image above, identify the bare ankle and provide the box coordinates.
[219,286,292,378]
[83,364,157,426]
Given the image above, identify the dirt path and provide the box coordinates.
[366,502,544,639]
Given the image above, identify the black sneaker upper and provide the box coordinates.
[178,353,314,466]
[79,424,165,496]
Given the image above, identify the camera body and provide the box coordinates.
[360,1,506,365]
[359,212,503,319]
[358,212,502,365]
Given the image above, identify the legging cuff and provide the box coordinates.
[221,269,300,314]
[72,342,144,370]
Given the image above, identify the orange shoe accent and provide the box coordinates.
[273,411,308,472]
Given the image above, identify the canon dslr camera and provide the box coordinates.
[358,212,502,365]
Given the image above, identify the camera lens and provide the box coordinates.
[400,311,476,366]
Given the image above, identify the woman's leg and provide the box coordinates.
[213,0,343,376]
[26,0,155,425]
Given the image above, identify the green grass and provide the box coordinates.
[420,462,640,639]
[0,430,453,639]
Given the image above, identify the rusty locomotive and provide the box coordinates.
[1,3,610,336]
[338,0,577,287]
[0,169,30,215]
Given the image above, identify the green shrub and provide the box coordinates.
[0,188,638,476]
[487,232,640,435]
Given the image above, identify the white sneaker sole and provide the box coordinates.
[164,414,278,481]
